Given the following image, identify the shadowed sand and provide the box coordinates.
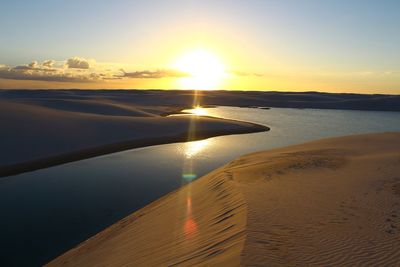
[0,99,268,177]
[47,132,400,266]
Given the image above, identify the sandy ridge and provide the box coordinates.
[48,132,400,266]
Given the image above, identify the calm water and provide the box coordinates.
[1,107,400,266]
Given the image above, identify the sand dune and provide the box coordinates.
[0,98,267,177]
[48,132,400,266]
[237,133,400,266]
[2,88,399,175]
[2,89,400,111]
[47,168,247,266]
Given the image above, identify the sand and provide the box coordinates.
[2,88,399,176]
[0,97,267,177]
[47,132,400,266]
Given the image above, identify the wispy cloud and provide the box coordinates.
[315,70,400,77]
[229,70,264,77]
[120,69,190,79]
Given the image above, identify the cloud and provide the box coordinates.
[120,69,190,79]
[316,70,400,77]
[0,58,230,83]
[42,60,55,68]
[383,71,400,76]
[0,65,98,82]
[14,61,40,70]
[28,61,38,68]
[0,59,100,82]
[229,70,264,77]
[66,57,90,69]
[12,61,58,72]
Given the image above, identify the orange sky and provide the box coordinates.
[0,1,399,94]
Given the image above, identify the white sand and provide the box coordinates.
[47,132,400,266]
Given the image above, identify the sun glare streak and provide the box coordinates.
[180,90,210,240]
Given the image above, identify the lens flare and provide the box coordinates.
[182,173,197,180]
[184,218,198,237]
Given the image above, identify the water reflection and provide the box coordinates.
[2,107,399,266]
[184,139,211,159]
[182,139,211,180]
[187,106,208,116]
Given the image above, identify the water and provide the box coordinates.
[1,107,399,266]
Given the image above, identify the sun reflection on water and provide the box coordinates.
[182,106,208,116]
[182,139,211,182]
[191,106,208,116]
[184,139,211,159]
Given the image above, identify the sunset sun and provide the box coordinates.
[174,49,226,90]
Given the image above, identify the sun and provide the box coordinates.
[173,49,226,90]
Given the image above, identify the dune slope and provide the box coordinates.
[236,132,400,266]
[48,132,400,266]
[47,167,247,266]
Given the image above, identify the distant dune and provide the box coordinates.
[47,132,400,266]
[2,89,399,111]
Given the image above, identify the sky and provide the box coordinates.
[0,0,399,94]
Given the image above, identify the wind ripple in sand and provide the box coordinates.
[238,133,400,266]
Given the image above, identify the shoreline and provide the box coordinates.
[0,117,269,178]
[47,132,400,266]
